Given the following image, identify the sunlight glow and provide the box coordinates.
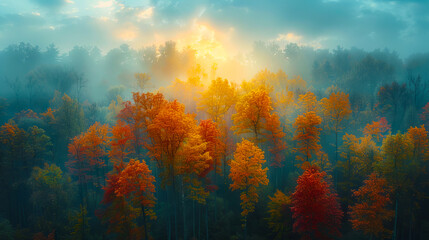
[177,21,229,61]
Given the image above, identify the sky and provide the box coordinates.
[0,0,428,57]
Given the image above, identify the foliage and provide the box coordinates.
[229,139,268,218]
[291,166,343,240]
[232,88,273,143]
[293,111,322,166]
[266,190,292,240]
[349,173,394,239]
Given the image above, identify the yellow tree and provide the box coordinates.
[229,139,268,238]
[379,133,413,240]
[320,92,352,163]
[293,111,322,168]
[198,77,237,124]
[232,88,272,143]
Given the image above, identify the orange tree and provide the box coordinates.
[320,92,351,163]
[115,159,156,240]
[229,139,268,238]
[349,173,394,239]
[293,111,322,167]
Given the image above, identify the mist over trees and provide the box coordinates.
[1,40,429,240]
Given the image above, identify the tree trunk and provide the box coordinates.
[141,206,148,240]
[393,198,398,240]
[206,204,209,240]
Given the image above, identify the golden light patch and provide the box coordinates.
[137,7,154,20]
[177,21,229,61]
[116,28,137,41]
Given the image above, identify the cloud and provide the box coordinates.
[93,0,114,9]
[31,0,66,8]
[1,0,429,57]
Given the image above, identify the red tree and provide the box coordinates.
[291,166,343,240]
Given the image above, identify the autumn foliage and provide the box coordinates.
[229,139,269,218]
[293,111,322,166]
[363,117,391,142]
[349,173,394,239]
[291,166,343,240]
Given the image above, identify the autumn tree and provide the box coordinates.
[264,113,287,168]
[198,78,237,124]
[118,92,167,158]
[232,88,272,143]
[108,120,134,166]
[115,159,156,240]
[100,163,140,239]
[349,173,394,239]
[266,190,293,240]
[67,122,109,218]
[379,133,413,240]
[406,125,429,163]
[291,166,343,240]
[320,92,352,163]
[293,111,322,167]
[147,100,195,239]
[363,117,391,142]
[229,139,268,238]
[298,91,317,113]
[338,133,383,206]
[178,127,212,240]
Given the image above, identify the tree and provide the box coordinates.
[291,166,343,240]
[264,113,287,168]
[379,133,413,240]
[232,88,273,143]
[135,73,151,90]
[108,120,134,166]
[266,190,292,240]
[349,173,394,239]
[178,127,212,240]
[293,111,322,167]
[406,125,429,163]
[118,92,167,158]
[363,117,391,142]
[100,164,140,239]
[320,92,352,163]
[198,78,237,124]
[147,100,195,239]
[115,159,156,240]
[29,163,70,237]
[229,139,268,238]
[298,91,317,113]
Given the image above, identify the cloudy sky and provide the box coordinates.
[1,0,428,57]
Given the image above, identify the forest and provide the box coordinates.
[1,40,429,240]
[2,1,429,239]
